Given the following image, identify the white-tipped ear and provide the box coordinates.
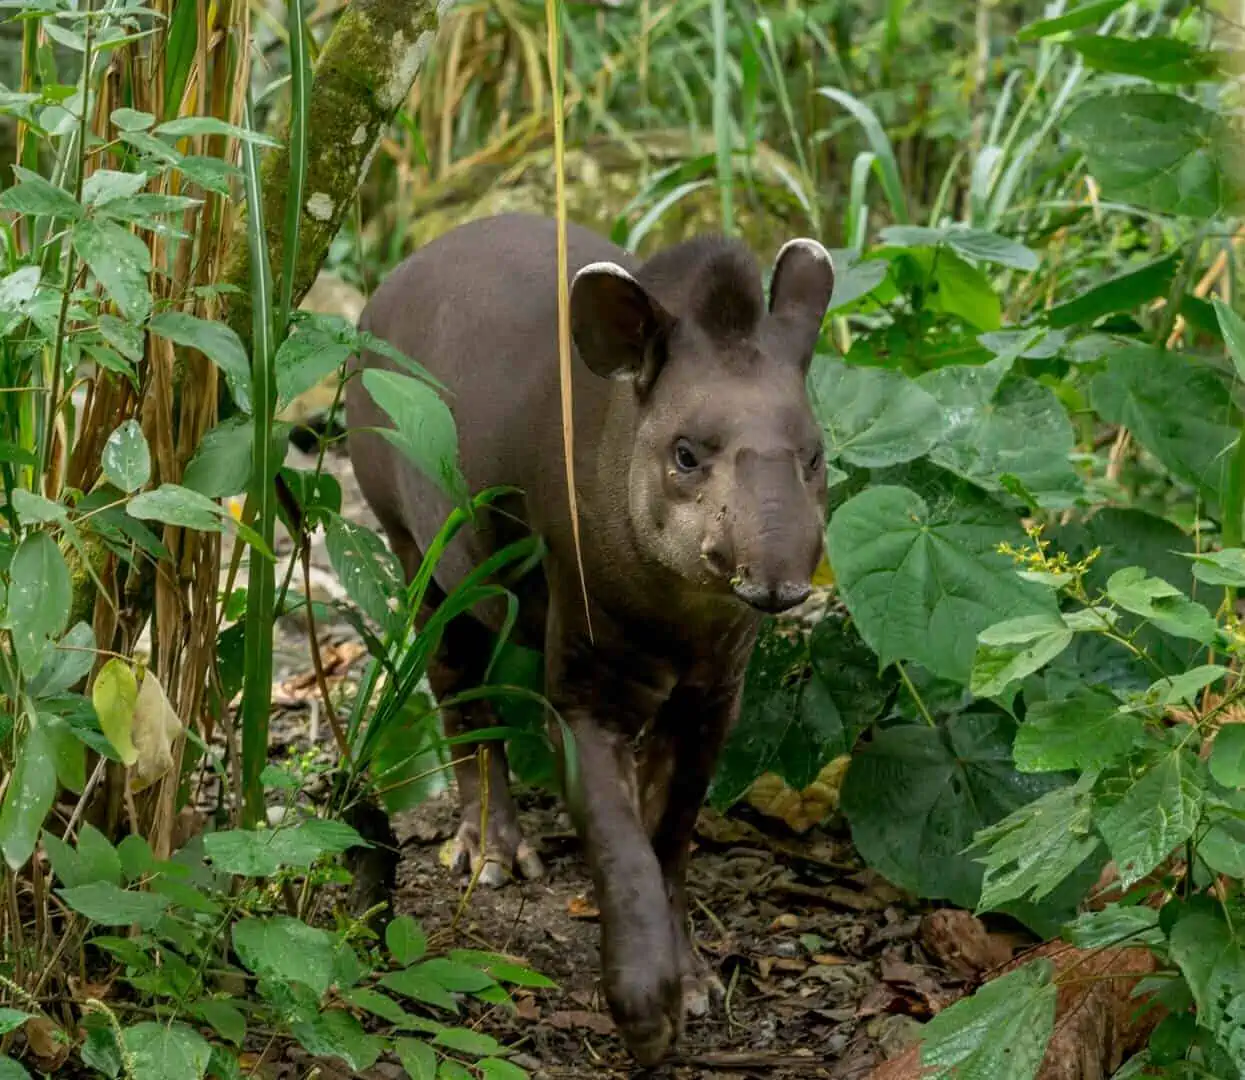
[570,260,672,388]
[769,238,836,368]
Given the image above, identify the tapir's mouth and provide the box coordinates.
[731,579,812,614]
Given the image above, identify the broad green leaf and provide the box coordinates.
[1048,254,1180,331]
[926,248,1001,331]
[6,531,71,678]
[1070,36,1227,83]
[419,958,497,993]
[28,621,94,698]
[1168,904,1245,1071]
[806,356,944,468]
[232,916,337,996]
[434,1027,505,1057]
[127,485,247,542]
[10,489,67,525]
[394,1038,438,1080]
[479,1061,528,1080]
[0,1011,32,1035]
[76,823,123,886]
[386,915,428,967]
[1064,90,1244,219]
[148,312,250,413]
[80,1014,123,1078]
[1062,905,1162,950]
[1215,299,1245,383]
[187,1001,245,1047]
[203,820,366,877]
[1097,753,1203,888]
[0,266,40,316]
[338,987,415,1027]
[123,1021,211,1080]
[1140,664,1227,709]
[380,968,460,1013]
[970,779,1101,912]
[1091,346,1237,503]
[92,658,139,765]
[0,1058,31,1080]
[826,484,1056,685]
[1211,725,1245,789]
[323,512,406,634]
[1014,691,1142,773]
[970,613,1073,699]
[274,325,353,410]
[82,169,149,207]
[711,616,893,809]
[0,167,81,218]
[102,420,151,492]
[840,712,1066,911]
[99,314,145,362]
[0,719,57,870]
[72,218,152,322]
[289,1010,382,1072]
[1018,0,1128,40]
[111,107,154,131]
[447,951,557,989]
[1105,567,1218,644]
[918,959,1057,1080]
[154,116,280,146]
[182,417,290,499]
[45,713,85,793]
[117,833,155,881]
[879,225,1039,271]
[360,369,465,502]
[1188,548,1245,588]
[1200,813,1245,879]
[440,1062,473,1080]
[57,881,169,926]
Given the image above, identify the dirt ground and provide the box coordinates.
[255,439,1004,1080]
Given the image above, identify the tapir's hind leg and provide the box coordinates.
[385,523,544,888]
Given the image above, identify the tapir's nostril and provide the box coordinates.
[732,580,812,613]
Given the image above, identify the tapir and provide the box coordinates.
[344,212,834,1064]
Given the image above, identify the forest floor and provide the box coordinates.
[247,437,1021,1080]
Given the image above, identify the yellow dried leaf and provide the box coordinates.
[811,554,835,587]
[92,658,138,766]
[129,668,183,792]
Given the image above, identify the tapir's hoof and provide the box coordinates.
[605,959,684,1066]
[447,818,544,888]
[682,969,725,1019]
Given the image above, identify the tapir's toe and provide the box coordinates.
[447,816,544,888]
[604,951,684,1066]
[682,969,725,1019]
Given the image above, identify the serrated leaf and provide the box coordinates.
[1097,753,1203,889]
[1188,548,1245,588]
[826,484,1056,685]
[123,1021,211,1080]
[91,658,139,765]
[806,356,944,468]
[102,420,151,492]
[918,959,1057,1080]
[1211,725,1245,789]
[1014,691,1142,773]
[1062,905,1162,951]
[289,1009,382,1072]
[203,819,367,877]
[6,531,71,678]
[1169,904,1245,1072]
[0,719,57,870]
[148,312,250,413]
[72,218,152,322]
[971,613,1073,699]
[387,915,428,966]
[58,881,169,926]
[1105,566,1218,644]
[232,916,337,996]
[360,369,465,503]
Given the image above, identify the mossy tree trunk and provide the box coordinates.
[222,0,448,345]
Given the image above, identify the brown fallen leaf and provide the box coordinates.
[919,909,1015,980]
[514,995,541,1022]
[129,668,183,793]
[544,1010,615,1036]
[745,755,852,834]
[866,942,1161,1080]
[26,1018,70,1071]
[567,894,599,919]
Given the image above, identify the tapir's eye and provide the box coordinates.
[674,438,700,473]
[808,447,824,473]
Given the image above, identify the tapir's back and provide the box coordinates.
[344,213,632,603]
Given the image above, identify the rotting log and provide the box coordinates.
[222,0,453,348]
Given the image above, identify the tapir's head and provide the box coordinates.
[569,236,834,615]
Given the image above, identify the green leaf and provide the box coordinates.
[359,369,465,503]
[6,531,71,678]
[80,1014,123,1078]
[99,313,145,362]
[92,657,139,765]
[478,1061,528,1080]
[1091,346,1237,504]
[117,833,155,881]
[970,778,1101,912]
[57,881,169,926]
[711,616,893,808]
[379,968,460,1013]
[0,1010,33,1035]
[339,987,415,1027]
[232,916,337,996]
[419,958,497,993]
[926,248,1001,331]
[0,1058,32,1080]
[44,713,85,793]
[187,1000,246,1047]
[10,489,68,525]
[289,1010,382,1072]
[1069,36,1227,83]
[1215,299,1245,383]
[274,325,353,411]
[840,712,1066,910]
[1064,90,1244,219]
[154,116,280,146]
[806,356,944,468]
[1211,725,1245,789]
[1200,811,1245,879]
[76,823,123,886]
[1062,905,1162,950]
[1188,548,1245,588]
[447,952,557,989]
[1140,664,1228,709]
[111,107,154,131]
[970,614,1073,699]
[918,365,1079,508]
[1017,0,1128,40]
[148,312,251,414]
[434,1027,506,1057]
[394,1038,438,1080]
[1168,904,1245,1071]
[386,915,428,967]
[102,420,152,492]
[1014,690,1142,774]
[0,720,57,870]
[72,218,153,322]
[918,959,1057,1080]
[323,512,406,634]
[123,1021,211,1080]
[879,225,1039,271]
[439,1062,473,1080]
[0,167,82,218]
[1097,753,1203,889]
[127,484,235,534]
[182,417,289,500]
[826,484,1056,685]
[1105,567,1217,644]
[1048,253,1180,330]
[82,169,149,207]
[203,820,367,877]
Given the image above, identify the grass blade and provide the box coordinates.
[817,86,909,225]
[710,0,734,234]
[277,0,311,337]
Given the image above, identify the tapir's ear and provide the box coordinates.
[768,239,835,368]
[570,261,672,391]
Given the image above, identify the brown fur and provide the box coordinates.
[344,213,835,1064]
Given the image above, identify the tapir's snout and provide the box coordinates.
[732,578,812,614]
